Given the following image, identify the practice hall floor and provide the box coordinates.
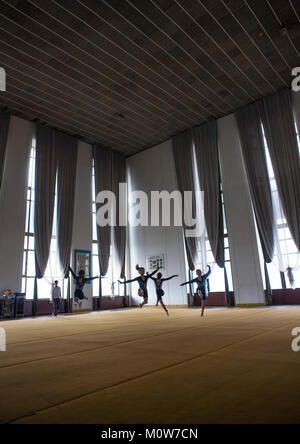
[0,306,300,424]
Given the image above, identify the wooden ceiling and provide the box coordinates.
[0,0,299,156]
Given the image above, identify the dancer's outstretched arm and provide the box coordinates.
[85,276,99,284]
[69,266,77,279]
[118,277,138,284]
[162,275,178,282]
[202,265,211,279]
[149,266,160,278]
[180,278,196,286]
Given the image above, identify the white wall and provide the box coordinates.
[0,113,269,307]
[0,124,95,306]
[0,116,35,293]
[127,140,188,306]
[218,114,265,306]
[71,141,94,310]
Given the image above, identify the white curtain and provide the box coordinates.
[37,182,64,298]
[192,145,207,273]
[271,179,300,289]
[258,89,300,252]
[265,146,300,289]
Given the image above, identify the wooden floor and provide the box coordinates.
[0,306,300,424]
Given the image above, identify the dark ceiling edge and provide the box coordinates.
[126,85,292,160]
[1,85,292,160]
[0,103,127,157]
[0,0,298,154]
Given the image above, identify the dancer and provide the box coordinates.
[118,264,160,308]
[148,272,178,316]
[69,266,99,308]
[180,265,211,317]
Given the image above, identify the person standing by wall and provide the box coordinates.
[51,280,62,317]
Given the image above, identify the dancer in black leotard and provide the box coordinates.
[148,272,178,316]
[181,266,211,317]
[69,266,99,308]
[118,264,160,308]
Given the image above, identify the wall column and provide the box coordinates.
[218,114,265,306]
[0,116,35,293]
[71,141,93,310]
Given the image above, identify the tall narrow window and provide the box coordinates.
[22,139,65,299]
[201,189,232,292]
[262,125,300,289]
[92,161,120,297]
[37,180,65,298]
[192,146,233,292]
[92,162,100,296]
[222,189,233,292]
[22,140,36,299]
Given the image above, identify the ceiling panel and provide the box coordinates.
[0,0,299,156]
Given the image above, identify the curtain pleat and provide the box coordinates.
[67,276,71,313]
[193,119,224,268]
[264,261,272,305]
[93,145,113,277]
[34,124,56,278]
[112,151,127,279]
[258,88,300,252]
[33,277,38,316]
[0,110,10,190]
[172,129,198,271]
[55,130,78,277]
[236,103,275,263]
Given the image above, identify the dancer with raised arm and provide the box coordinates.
[181,266,211,317]
[118,264,160,308]
[148,271,178,316]
[69,266,99,308]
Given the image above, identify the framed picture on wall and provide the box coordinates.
[74,250,91,282]
[146,254,165,271]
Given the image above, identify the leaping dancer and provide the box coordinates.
[118,264,160,308]
[181,265,211,317]
[148,271,178,316]
[69,266,99,308]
